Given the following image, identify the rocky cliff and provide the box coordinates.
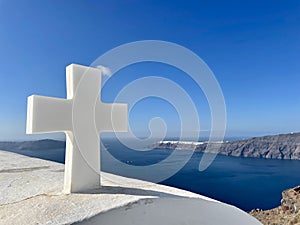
[250,186,300,225]
[154,132,300,160]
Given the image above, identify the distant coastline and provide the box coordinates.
[0,132,300,161]
[152,132,300,160]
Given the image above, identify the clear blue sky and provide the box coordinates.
[0,0,299,140]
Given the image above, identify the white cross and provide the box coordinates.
[26,64,128,193]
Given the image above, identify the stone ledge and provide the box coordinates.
[0,150,262,225]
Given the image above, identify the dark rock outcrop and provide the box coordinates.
[250,186,300,224]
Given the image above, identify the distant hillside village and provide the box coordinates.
[153,132,300,160]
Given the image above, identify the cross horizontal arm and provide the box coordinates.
[95,102,128,133]
[26,95,72,134]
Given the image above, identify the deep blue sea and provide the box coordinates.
[5,138,300,212]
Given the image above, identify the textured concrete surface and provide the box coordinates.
[0,150,262,225]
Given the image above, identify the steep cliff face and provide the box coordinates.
[218,133,300,160]
[154,133,300,160]
[250,186,300,225]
